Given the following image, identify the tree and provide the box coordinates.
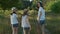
[0,0,19,10]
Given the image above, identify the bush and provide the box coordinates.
[51,1,60,13]
[45,1,55,11]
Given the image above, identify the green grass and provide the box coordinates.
[46,12,60,34]
[0,10,60,34]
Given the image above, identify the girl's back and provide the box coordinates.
[21,15,30,28]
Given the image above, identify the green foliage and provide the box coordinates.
[51,1,60,13]
[0,0,33,10]
[0,0,19,10]
[0,0,34,10]
[45,1,55,11]
[45,0,60,13]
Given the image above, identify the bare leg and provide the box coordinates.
[12,27,18,34]
[23,28,30,34]
[15,27,18,34]
[26,29,30,34]
[12,28,14,34]
[41,24,45,34]
[28,30,30,34]
[37,23,41,34]
[12,26,14,34]
[23,28,26,34]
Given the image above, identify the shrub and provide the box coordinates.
[51,1,60,13]
[45,1,55,11]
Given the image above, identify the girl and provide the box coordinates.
[21,9,31,34]
[10,7,18,34]
[37,2,45,34]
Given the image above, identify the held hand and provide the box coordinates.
[37,17,40,23]
[37,17,40,21]
[30,26,31,31]
[37,17,39,21]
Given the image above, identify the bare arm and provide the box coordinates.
[37,11,42,22]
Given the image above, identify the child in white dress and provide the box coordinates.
[10,7,18,34]
[21,9,31,34]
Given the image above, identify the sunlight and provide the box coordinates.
[46,17,52,20]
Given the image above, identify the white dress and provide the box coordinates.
[21,15,30,28]
[10,13,18,24]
